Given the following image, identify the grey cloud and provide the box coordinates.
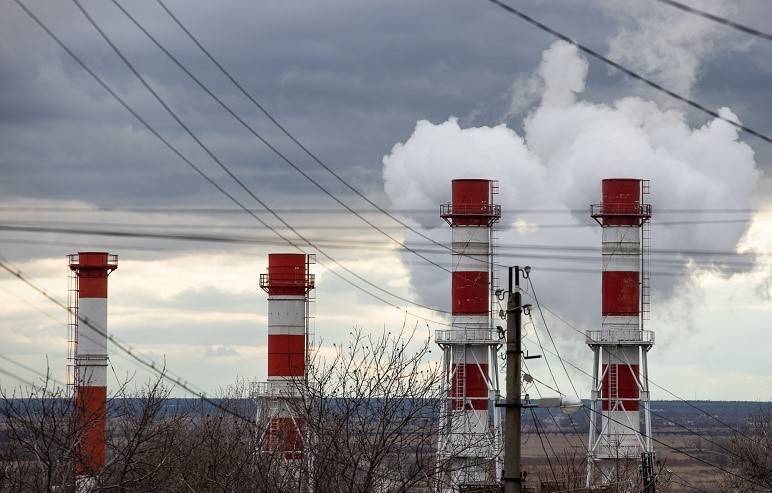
[2,0,770,215]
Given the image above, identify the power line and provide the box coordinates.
[652,0,772,42]
[522,357,588,464]
[485,0,772,145]
[519,273,759,460]
[0,366,37,389]
[0,205,765,215]
[1,219,763,256]
[2,221,764,263]
[13,0,457,324]
[0,215,764,231]
[522,289,767,446]
[67,0,462,318]
[0,354,65,388]
[524,276,595,462]
[579,403,767,489]
[151,0,473,269]
[529,405,560,484]
[666,468,710,492]
[523,334,762,462]
[522,341,766,488]
[109,0,447,276]
[0,256,257,426]
[2,224,761,280]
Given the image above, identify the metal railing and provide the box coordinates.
[440,203,502,225]
[585,329,654,345]
[67,253,118,269]
[259,272,315,291]
[435,328,502,344]
[250,380,305,399]
[590,203,652,218]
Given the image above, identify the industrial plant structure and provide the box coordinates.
[67,252,118,492]
[586,179,656,488]
[253,253,315,459]
[436,179,503,490]
[57,179,661,492]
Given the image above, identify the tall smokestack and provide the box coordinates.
[436,179,502,489]
[68,252,117,492]
[586,179,655,486]
[254,253,315,460]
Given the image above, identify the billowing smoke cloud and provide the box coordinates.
[601,0,736,99]
[382,41,760,355]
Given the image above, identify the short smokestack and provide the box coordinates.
[68,252,117,492]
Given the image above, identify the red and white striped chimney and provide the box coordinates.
[587,179,654,483]
[437,179,501,486]
[259,253,314,459]
[68,252,117,489]
[446,180,495,415]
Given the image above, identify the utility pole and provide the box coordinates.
[503,266,522,493]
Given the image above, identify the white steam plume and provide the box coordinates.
[382,41,760,360]
[600,0,736,99]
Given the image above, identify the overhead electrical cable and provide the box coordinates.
[69,0,450,308]
[13,0,458,325]
[579,404,766,488]
[522,330,758,462]
[521,357,589,468]
[151,0,475,263]
[2,219,764,259]
[525,375,727,492]
[652,0,772,42]
[520,288,767,446]
[528,330,764,461]
[0,367,37,389]
[1,216,766,236]
[523,305,595,459]
[0,354,66,388]
[110,0,448,276]
[3,224,761,281]
[0,205,764,215]
[1,219,765,256]
[523,310,590,455]
[528,405,560,484]
[526,274,603,453]
[485,0,772,145]
[518,282,594,479]
[0,256,257,426]
[666,468,710,493]
[521,272,762,457]
[68,0,479,320]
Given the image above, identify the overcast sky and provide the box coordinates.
[1,0,771,401]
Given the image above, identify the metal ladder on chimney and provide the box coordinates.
[608,363,619,411]
[66,271,79,397]
[304,254,317,376]
[454,351,467,410]
[640,180,651,324]
[489,180,500,328]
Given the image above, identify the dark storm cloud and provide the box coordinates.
[1,0,770,208]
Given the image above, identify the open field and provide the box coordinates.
[522,432,730,492]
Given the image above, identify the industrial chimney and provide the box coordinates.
[436,179,502,490]
[253,253,315,460]
[67,252,118,492]
[586,179,656,488]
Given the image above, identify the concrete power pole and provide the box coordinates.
[503,266,522,493]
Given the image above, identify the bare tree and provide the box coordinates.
[1,327,500,492]
[265,327,490,493]
[0,372,79,492]
[720,411,772,492]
